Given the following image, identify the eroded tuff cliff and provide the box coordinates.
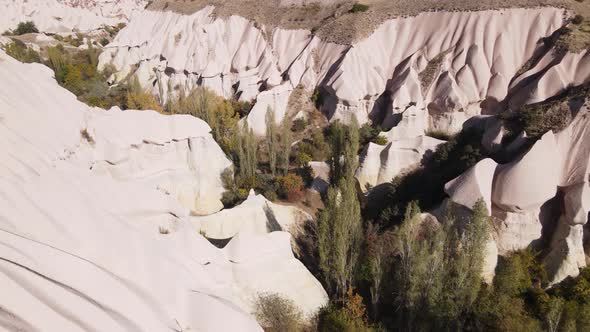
[98,6,588,137]
[0,0,147,33]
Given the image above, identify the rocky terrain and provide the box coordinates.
[0,48,326,330]
[2,0,590,330]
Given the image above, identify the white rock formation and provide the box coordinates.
[0,51,327,330]
[492,209,543,254]
[555,105,590,187]
[492,131,560,212]
[223,232,329,317]
[193,190,313,239]
[86,106,231,215]
[356,136,444,190]
[99,7,584,136]
[445,158,498,214]
[0,0,147,33]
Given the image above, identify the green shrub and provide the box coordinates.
[231,99,252,118]
[573,14,585,25]
[372,136,388,146]
[220,169,248,208]
[350,3,369,13]
[13,21,39,35]
[295,151,312,167]
[292,118,307,132]
[311,89,324,108]
[99,37,109,46]
[277,173,304,201]
[254,293,303,332]
[359,123,380,147]
[4,40,41,63]
[501,101,571,139]
[318,289,374,332]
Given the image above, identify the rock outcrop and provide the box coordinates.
[356,136,444,190]
[193,190,313,239]
[0,0,147,33]
[96,6,590,137]
[445,158,497,214]
[492,131,560,212]
[0,51,327,330]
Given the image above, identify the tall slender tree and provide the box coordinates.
[278,115,292,176]
[237,121,257,188]
[318,117,362,297]
[265,107,278,176]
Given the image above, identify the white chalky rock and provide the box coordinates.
[381,106,428,141]
[0,51,326,330]
[492,208,543,254]
[492,131,560,212]
[223,232,329,317]
[555,106,590,187]
[245,83,293,136]
[99,7,580,130]
[356,136,445,190]
[445,158,498,214]
[193,190,313,239]
[0,0,147,33]
[545,222,586,285]
[482,237,499,284]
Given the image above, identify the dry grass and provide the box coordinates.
[147,0,590,44]
[419,49,450,94]
[555,15,590,52]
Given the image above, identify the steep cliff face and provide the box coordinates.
[0,0,147,33]
[98,6,589,136]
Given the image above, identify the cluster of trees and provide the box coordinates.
[165,87,306,206]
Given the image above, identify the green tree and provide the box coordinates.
[237,122,258,188]
[278,115,292,176]
[328,118,359,183]
[13,21,39,35]
[265,107,278,176]
[318,176,363,297]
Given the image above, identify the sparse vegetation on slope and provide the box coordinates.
[147,0,590,44]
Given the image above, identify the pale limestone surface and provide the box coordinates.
[445,158,498,214]
[193,190,313,239]
[98,7,581,136]
[492,209,543,254]
[356,136,444,190]
[492,131,560,212]
[223,232,329,317]
[0,51,327,330]
[0,0,147,33]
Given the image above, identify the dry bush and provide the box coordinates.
[254,293,303,332]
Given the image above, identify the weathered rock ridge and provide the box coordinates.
[0,0,147,33]
[98,7,590,136]
[0,51,327,330]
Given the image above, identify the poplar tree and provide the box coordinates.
[265,107,278,176]
[278,115,292,176]
[318,117,362,297]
